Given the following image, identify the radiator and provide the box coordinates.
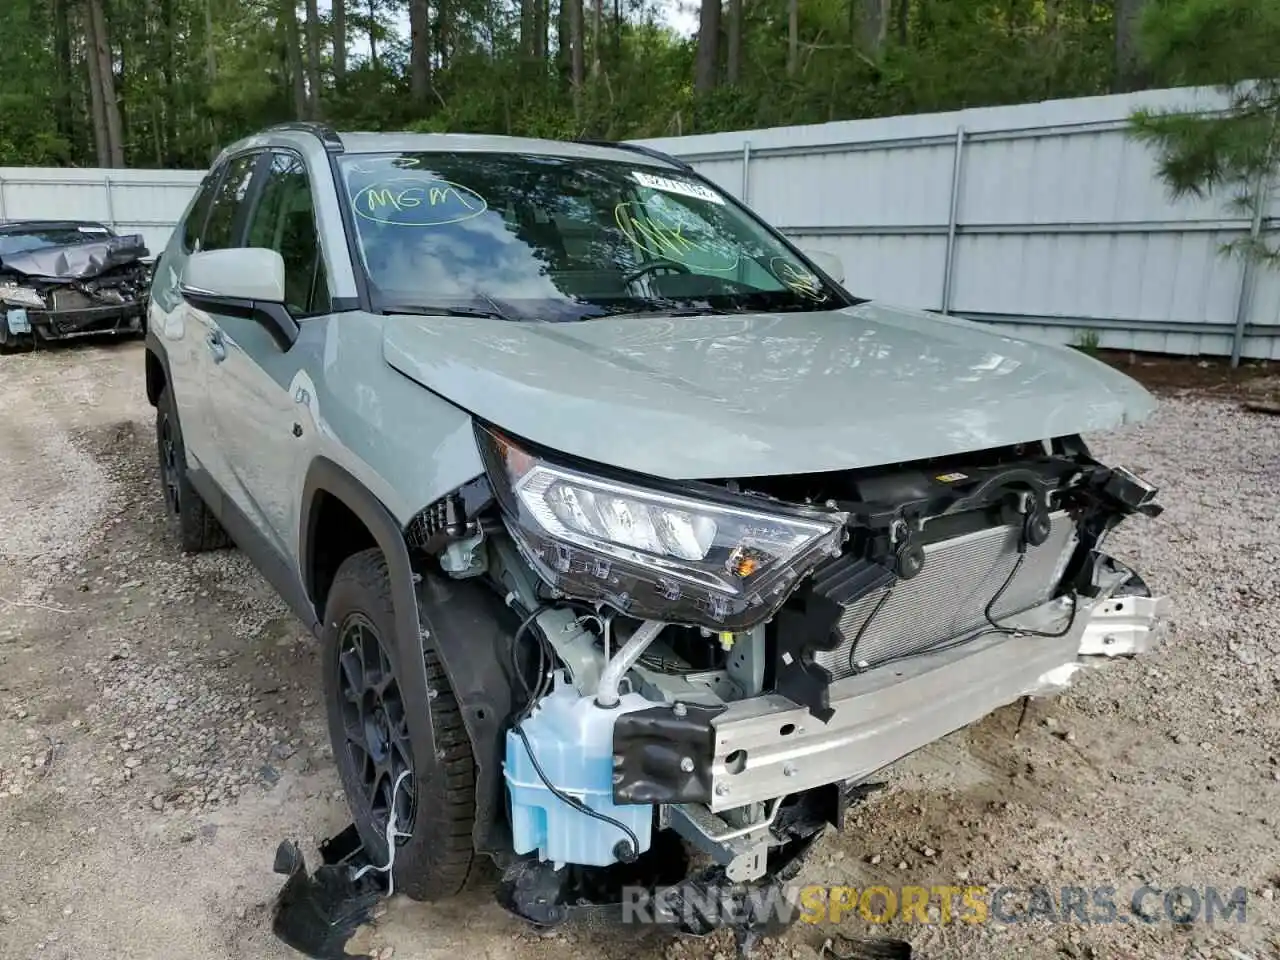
[813,511,1078,680]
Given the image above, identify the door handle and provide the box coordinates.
[206,329,226,363]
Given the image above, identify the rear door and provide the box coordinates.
[173,151,264,491]
[205,149,333,565]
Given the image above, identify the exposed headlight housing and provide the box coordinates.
[0,284,46,309]
[476,424,848,631]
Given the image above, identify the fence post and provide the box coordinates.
[104,176,117,230]
[940,125,967,315]
[1229,172,1270,368]
[741,140,752,205]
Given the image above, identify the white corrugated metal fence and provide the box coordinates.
[636,86,1280,361]
[0,167,204,260]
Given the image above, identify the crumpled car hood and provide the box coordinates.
[382,302,1157,480]
[0,233,150,280]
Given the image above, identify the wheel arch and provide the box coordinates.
[144,331,172,407]
[301,457,514,858]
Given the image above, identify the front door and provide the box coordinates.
[205,150,332,567]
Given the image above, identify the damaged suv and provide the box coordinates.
[144,123,1168,951]
[0,220,152,351]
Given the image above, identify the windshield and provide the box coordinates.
[0,224,112,257]
[336,152,846,321]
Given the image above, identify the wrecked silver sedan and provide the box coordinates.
[0,220,152,351]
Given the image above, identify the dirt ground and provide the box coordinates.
[0,340,1277,960]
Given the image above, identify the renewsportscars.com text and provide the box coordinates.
[619,883,1250,927]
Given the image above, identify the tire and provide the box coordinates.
[322,548,477,901]
[0,320,27,354]
[154,386,231,552]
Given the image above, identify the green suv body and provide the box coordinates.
[144,122,1168,936]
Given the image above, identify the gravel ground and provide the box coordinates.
[0,340,1277,960]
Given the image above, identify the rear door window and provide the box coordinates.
[180,168,223,254]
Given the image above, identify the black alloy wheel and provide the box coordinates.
[321,549,477,901]
[153,386,230,552]
[336,613,416,841]
[159,413,182,517]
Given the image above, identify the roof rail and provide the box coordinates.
[266,121,345,152]
[575,139,696,173]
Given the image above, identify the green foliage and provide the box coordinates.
[1128,0,1280,263]
[1073,328,1102,354]
[0,0,1215,171]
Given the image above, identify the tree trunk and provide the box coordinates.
[410,0,430,100]
[369,0,379,74]
[1113,0,1146,92]
[590,0,601,78]
[693,0,719,93]
[726,0,742,84]
[434,0,449,71]
[160,0,176,160]
[569,0,584,114]
[558,0,571,83]
[332,0,347,83]
[894,0,907,45]
[281,0,308,118]
[520,0,534,57]
[53,0,75,149]
[84,4,110,168]
[858,0,888,55]
[536,0,549,59]
[611,0,620,66]
[304,0,323,116]
[787,0,798,76]
[87,0,124,167]
[204,0,217,81]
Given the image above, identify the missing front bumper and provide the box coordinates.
[7,303,143,341]
[705,587,1168,812]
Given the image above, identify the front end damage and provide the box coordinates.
[457,426,1163,943]
[0,234,151,348]
[277,423,1168,957]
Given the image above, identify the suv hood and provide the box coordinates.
[0,233,150,281]
[382,303,1156,480]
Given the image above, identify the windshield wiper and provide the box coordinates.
[379,303,509,321]
[602,303,730,320]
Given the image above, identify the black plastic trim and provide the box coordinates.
[143,330,173,407]
[575,139,698,173]
[612,702,723,805]
[184,466,319,634]
[299,458,510,858]
[179,289,300,351]
[267,121,346,153]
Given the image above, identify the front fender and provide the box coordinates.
[300,457,512,858]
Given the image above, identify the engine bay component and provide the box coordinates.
[505,672,656,867]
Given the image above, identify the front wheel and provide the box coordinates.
[321,548,478,901]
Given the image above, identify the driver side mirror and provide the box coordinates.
[181,248,286,303]
[802,248,845,285]
[179,248,299,350]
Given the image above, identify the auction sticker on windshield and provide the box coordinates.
[631,171,725,205]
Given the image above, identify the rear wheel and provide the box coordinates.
[154,386,230,552]
[322,548,477,901]
[0,320,29,354]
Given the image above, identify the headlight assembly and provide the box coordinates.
[0,284,46,309]
[476,424,847,631]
